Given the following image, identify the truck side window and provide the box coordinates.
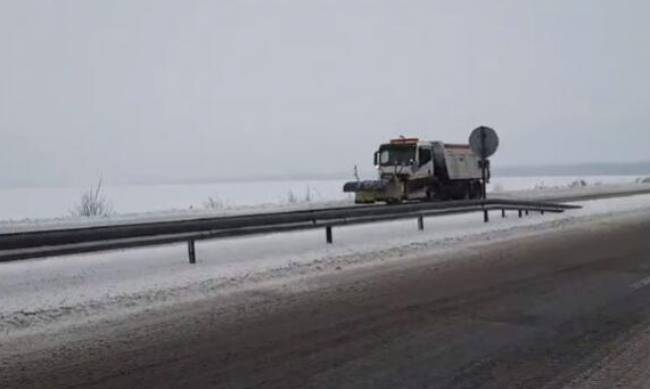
[419,148,432,166]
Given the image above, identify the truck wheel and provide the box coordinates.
[426,185,443,202]
[454,190,469,201]
[425,189,435,202]
[469,182,481,199]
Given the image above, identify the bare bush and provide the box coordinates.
[287,189,298,204]
[203,196,224,210]
[286,186,318,204]
[73,178,113,217]
[304,185,313,202]
[569,179,588,188]
[533,181,548,190]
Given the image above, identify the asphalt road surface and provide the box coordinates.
[3,213,650,388]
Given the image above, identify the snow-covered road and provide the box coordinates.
[1,192,650,338]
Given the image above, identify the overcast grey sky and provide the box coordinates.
[1,0,649,185]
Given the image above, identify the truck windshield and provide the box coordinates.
[378,145,416,166]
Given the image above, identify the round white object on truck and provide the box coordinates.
[469,126,499,159]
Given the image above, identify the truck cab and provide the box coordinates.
[373,138,435,200]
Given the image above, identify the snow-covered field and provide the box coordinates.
[0,175,648,234]
[1,191,650,339]
[0,175,645,221]
[0,179,353,221]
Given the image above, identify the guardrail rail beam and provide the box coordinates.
[0,199,581,264]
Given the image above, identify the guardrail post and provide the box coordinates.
[326,226,333,244]
[501,209,506,218]
[188,239,196,264]
[418,215,424,231]
[518,209,522,218]
[484,209,489,223]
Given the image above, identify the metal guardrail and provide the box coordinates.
[0,199,580,264]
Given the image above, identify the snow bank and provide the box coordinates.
[495,182,650,201]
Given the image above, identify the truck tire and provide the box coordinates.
[469,181,482,199]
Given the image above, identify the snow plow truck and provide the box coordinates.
[343,137,487,204]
